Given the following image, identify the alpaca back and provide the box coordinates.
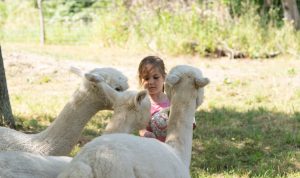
[58,134,189,178]
[0,151,71,178]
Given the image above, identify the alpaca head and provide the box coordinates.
[85,73,151,133]
[164,65,209,108]
[71,66,129,110]
[88,68,129,92]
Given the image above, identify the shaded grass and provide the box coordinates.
[11,106,299,177]
[192,107,300,177]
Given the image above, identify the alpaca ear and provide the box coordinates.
[70,66,83,77]
[85,73,120,102]
[97,80,120,103]
[166,74,180,86]
[84,73,104,83]
[134,90,147,106]
[195,77,209,88]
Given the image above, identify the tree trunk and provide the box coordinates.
[281,0,300,30]
[0,46,16,129]
[37,0,45,45]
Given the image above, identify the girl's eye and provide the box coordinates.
[154,76,160,80]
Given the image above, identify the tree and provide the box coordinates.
[281,0,300,30]
[37,0,45,45]
[0,46,16,129]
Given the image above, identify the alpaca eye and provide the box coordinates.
[115,87,122,91]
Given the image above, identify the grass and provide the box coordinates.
[2,43,299,177]
[192,107,299,177]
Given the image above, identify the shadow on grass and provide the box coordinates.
[6,107,299,177]
[12,111,111,136]
[13,115,51,133]
[191,107,300,177]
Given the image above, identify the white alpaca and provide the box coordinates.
[58,65,209,178]
[83,72,151,134]
[0,151,72,178]
[0,73,150,178]
[0,67,129,156]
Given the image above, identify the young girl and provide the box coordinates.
[138,56,169,142]
[138,56,196,142]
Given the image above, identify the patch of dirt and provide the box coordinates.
[2,45,300,112]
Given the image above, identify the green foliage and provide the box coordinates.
[294,89,300,100]
[0,2,7,28]
[44,0,97,23]
[0,1,300,58]
[23,119,39,129]
[222,0,283,19]
[92,5,131,46]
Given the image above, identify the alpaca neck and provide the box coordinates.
[34,89,101,156]
[165,87,196,168]
[104,112,131,134]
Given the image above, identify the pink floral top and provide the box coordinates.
[150,98,170,116]
[147,98,170,142]
[146,97,196,142]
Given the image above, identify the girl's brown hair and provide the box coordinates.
[138,56,167,86]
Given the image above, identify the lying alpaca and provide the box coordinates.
[0,72,150,178]
[58,65,209,178]
[0,67,129,156]
[0,151,71,178]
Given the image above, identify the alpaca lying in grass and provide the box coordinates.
[58,65,209,178]
[0,67,129,156]
[0,72,150,178]
[0,151,72,178]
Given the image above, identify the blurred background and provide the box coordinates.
[0,0,300,59]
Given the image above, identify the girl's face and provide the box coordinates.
[141,64,165,96]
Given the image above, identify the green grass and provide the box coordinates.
[192,107,299,177]
[11,103,299,177]
[3,45,298,178]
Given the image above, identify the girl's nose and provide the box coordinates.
[148,77,155,84]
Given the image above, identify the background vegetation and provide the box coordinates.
[0,0,299,178]
[0,0,300,58]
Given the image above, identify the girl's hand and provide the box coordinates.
[143,131,156,138]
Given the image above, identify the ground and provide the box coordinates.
[1,43,300,177]
[3,43,300,100]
